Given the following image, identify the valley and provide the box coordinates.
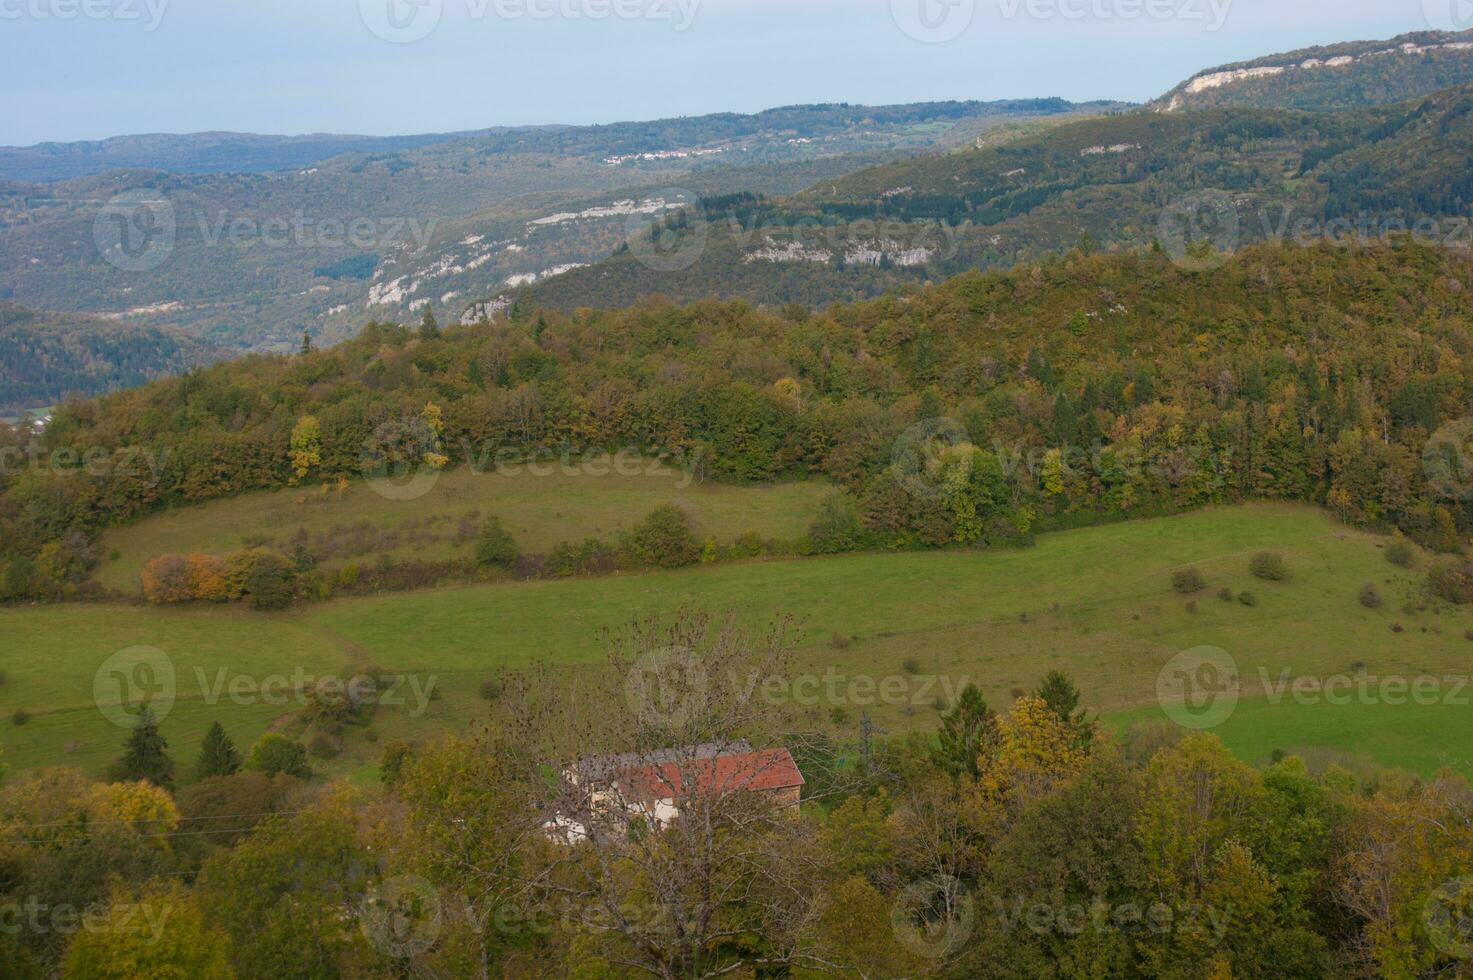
[5,18,1473,977]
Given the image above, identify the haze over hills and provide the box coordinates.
[0,131,479,184]
[0,98,1111,379]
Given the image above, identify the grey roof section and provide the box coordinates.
[569,740,753,783]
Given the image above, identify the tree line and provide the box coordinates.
[4,238,1473,603]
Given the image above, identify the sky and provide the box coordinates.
[0,0,1457,145]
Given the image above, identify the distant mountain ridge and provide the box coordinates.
[0,131,487,184]
[1152,28,1473,111]
[0,99,1106,184]
[502,79,1473,315]
[0,97,1116,359]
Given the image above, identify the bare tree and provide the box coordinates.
[490,610,855,979]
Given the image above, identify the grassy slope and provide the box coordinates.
[97,468,832,594]
[6,503,1470,782]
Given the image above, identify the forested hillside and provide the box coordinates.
[5,238,1473,599]
[513,81,1473,314]
[0,304,212,414]
[1151,28,1473,112]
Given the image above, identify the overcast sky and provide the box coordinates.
[0,0,1454,145]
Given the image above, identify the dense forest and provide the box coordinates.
[0,305,212,414]
[5,237,1473,601]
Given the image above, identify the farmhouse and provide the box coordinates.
[549,741,805,838]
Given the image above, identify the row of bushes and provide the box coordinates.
[136,505,797,608]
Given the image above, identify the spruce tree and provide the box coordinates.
[1035,670,1094,748]
[933,684,995,779]
[108,707,175,790]
[299,328,313,355]
[196,721,241,780]
[419,306,440,339]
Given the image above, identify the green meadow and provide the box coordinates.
[5,502,1470,782]
[96,465,833,594]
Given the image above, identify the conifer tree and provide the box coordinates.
[933,683,995,779]
[108,707,175,790]
[196,721,241,779]
[1035,670,1094,749]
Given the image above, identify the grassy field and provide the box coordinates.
[97,466,833,593]
[6,503,1471,783]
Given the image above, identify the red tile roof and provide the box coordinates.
[613,748,804,803]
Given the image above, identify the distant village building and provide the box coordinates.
[548,741,804,840]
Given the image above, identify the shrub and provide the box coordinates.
[479,678,502,701]
[307,732,341,759]
[1171,568,1205,594]
[1427,561,1473,605]
[1185,600,1197,614]
[185,553,232,602]
[244,733,311,779]
[1249,552,1288,581]
[1358,583,1383,609]
[1217,588,1234,602]
[474,517,520,569]
[624,505,701,568]
[12,709,29,726]
[1238,591,1258,607]
[829,707,850,726]
[1386,540,1415,568]
[141,554,192,604]
[380,741,413,785]
[829,633,853,650]
[243,551,297,611]
[808,493,866,555]
[902,657,921,675]
[544,538,617,578]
